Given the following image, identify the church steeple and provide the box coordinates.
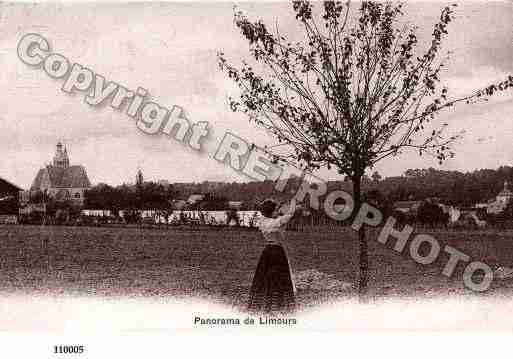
[136,168,144,187]
[53,141,70,168]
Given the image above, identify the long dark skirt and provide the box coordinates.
[247,244,296,314]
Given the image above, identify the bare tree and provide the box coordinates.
[218,0,513,298]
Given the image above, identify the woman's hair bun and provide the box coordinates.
[259,198,278,218]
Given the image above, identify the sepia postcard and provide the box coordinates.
[1,0,513,356]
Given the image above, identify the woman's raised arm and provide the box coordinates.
[276,198,297,226]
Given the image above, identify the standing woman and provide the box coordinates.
[248,198,297,314]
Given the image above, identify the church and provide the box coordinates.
[30,142,91,204]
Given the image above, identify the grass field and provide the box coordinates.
[1,224,513,312]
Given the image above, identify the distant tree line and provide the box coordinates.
[375,167,513,207]
[175,166,513,209]
[22,165,513,226]
[84,182,177,216]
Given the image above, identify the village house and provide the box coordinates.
[171,199,188,210]
[393,200,422,216]
[486,181,513,214]
[228,201,243,210]
[30,142,91,204]
[439,203,461,223]
[187,194,205,205]
[0,176,23,224]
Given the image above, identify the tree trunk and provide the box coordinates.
[353,176,368,301]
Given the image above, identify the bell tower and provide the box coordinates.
[53,141,70,168]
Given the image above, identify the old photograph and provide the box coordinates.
[1,1,513,340]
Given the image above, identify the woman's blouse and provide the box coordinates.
[256,204,295,244]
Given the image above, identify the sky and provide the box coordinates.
[1,1,513,189]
